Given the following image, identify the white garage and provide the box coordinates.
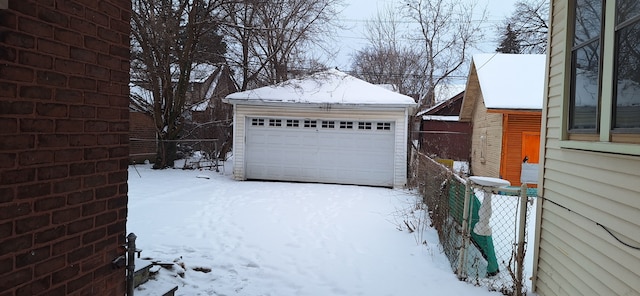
[224,69,416,188]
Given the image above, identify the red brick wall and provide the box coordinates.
[420,121,472,161]
[129,112,156,163]
[0,0,130,295]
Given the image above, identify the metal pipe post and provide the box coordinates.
[457,181,472,279]
[515,184,529,296]
[126,233,137,296]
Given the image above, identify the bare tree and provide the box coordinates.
[221,0,343,90]
[350,4,424,96]
[130,0,226,169]
[404,0,487,111]
[498,0,549,54]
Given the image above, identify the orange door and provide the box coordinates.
[521,132,540,163]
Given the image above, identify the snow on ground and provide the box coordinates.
[127,163,503,296]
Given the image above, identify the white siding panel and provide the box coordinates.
[232,112,246,180]
[535,0,640,295]
[540,205,640,295]
[545,149,640,207]
[393,111,408,188]
[536,248,584,296]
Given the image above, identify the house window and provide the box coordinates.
[612,1,640,130]
[286,119,299,127]
[269,119,282,127]
[568,0,602,132]
[321,121,335,128]
[251,118,265,126]
[339,121,353,129]
[377,122,391,130]
[358,122,372,130]
[304,120,317,128]
[567,0,640,145]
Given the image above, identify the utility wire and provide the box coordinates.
[474,0,549,71]
[539,195,640,251]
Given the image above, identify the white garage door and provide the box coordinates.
[245,117,395,187]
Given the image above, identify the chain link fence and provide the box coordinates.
[409,147,534,295]
[130,138,229,172]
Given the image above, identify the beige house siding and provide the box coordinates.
[533,1,640,295]
[468,94,503,179]
[230,105,410,188]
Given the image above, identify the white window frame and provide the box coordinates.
[358,122,372,130]
[304,119,317,128]
[376,122,392,131]
[561,0,640,156]
[269,119,282,127]
[286,119,300,127]
[321,120,335,129]
[339,121,354,129]
[251,118,265,126]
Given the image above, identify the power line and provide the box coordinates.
[338,17,505,24]
[540,195,640,251]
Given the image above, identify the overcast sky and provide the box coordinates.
[330,0,521,70]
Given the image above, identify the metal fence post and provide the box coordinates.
[126,233,137,296]
[515,184,528,295]
[457,181,472,279]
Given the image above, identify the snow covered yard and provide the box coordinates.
[127,164,502,296]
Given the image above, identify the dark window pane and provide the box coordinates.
[574,0,602,46]
[613,21,640,129]
[616,0,640,25]
[570,42,600,130]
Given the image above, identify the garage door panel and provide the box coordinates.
[245,117,395,187]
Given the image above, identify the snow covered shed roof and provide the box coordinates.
[188,63,219,83]
[460,54,546,121]
[417,90,465,117]
[224,69,417,108]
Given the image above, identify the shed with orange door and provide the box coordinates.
[459,54,545,186]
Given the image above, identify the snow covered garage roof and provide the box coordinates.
[471,53,546,109]
[225,69,416,108]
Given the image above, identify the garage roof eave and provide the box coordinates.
[224,98,416,110]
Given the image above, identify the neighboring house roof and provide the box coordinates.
[460,53,546,121]
[418,91,464,117]
[225,69,417,107]
[188,63,219,83]
[129,83,153,109]
[192,66,240,112]
[203,65,239,100]
[191,99,210,112]
[422,115,460,122]
[130,63,221,84]
[472,53,545,109]
[415,84,467,115]
[130,64,239,112]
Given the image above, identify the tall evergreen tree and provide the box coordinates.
[496,24,522,54]
[498,0,549,54]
